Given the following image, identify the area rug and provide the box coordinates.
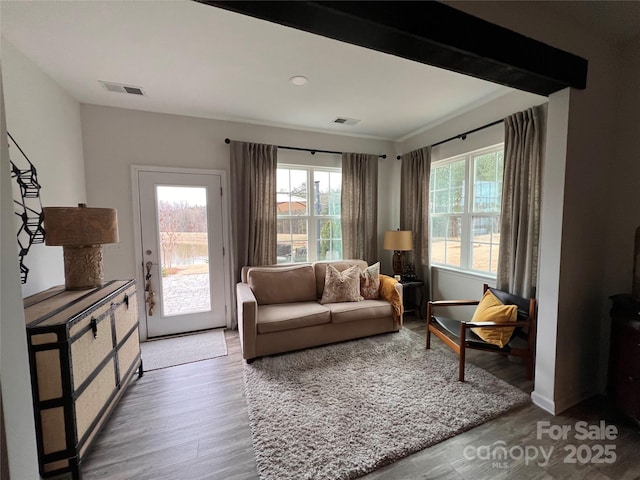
[141,329,227,371]
[243,328,530,480]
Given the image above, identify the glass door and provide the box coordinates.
[137,170,226,337]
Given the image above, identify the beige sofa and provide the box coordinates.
[236,260,403,362]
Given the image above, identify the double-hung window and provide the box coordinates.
[276,165,342,263]
[429,144,504,275]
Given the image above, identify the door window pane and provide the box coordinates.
[156,186,210,316]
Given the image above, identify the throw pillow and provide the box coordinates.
[360,262,380,300]
[320,264,362,304]
[470,290,517,348]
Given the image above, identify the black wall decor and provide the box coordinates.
[8,132,45,284]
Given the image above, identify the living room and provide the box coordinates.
[2,1,640,479]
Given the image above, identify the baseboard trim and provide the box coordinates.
[532,385,599,415]
[531,391,555,414]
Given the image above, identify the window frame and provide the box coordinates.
[429,143,504,276]
[276,163,342,264]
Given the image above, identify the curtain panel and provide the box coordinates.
[497,105,546,298]
[229,140,278,285]
[341,153,378,264]
[400,146,431,293]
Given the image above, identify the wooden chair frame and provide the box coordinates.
[426,284,536,381]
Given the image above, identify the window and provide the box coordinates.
[276,165,342,263]
[429,144,504,275]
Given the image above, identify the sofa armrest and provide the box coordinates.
[236,282,258,360]
[394,282,403,305]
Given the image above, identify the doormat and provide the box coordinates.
[141,329,227,371]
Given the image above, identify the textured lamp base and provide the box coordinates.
[63,245,104,290]
[392,251,405,276]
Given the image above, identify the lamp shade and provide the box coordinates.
[383,230,413,251]
[43,204,119,246]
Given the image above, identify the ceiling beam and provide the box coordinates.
[200,1,588,96]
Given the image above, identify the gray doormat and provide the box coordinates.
[141,329,227,371]
[243,328,530,480]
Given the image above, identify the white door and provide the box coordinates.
[137,170,227,337]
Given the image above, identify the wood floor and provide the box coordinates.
[81,318,640,480]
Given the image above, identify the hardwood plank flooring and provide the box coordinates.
[81,318,640,479]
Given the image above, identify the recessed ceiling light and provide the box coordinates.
[289,75,309,86]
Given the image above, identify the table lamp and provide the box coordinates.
[383,230,413,276]
[43,203,119,290]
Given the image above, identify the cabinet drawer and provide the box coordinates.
[114,285,137,344]
[615,377,640,423]
[75,358,117,442]
[71,312,114,391]
[118,327,141,379]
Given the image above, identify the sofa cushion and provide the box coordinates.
[326,300,393,324]
[360,262,380,300]
[320,264,362,304]
[257,302,331,334]
[314,260,368,299]
[248,264,317,305]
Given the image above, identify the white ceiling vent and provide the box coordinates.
[333,117,360,126]
[99,81,145,96]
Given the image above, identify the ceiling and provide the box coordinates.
[0,0,516,141]
[1,1,636,141]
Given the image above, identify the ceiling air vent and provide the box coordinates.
[333,117,360,126]
[99,81,145,96]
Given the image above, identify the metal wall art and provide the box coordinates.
[8,132,45,283]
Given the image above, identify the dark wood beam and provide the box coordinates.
[199,1,588,96]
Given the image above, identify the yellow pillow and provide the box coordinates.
[470,290,517,348]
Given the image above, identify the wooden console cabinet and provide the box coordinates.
[24,279,143,479]
[608,294,640,425]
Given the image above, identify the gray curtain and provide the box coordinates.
[341,153,378,264]
[230,140,277,283]
[497,106,545,298]
[400,147,431,293]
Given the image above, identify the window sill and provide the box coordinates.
[431,264,496,283]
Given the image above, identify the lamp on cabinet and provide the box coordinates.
[43,203,119,290]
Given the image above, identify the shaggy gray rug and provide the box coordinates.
[141,329,227,371]
[243,328,530,480]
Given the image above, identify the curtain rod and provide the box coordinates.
[224,138,387,159]
[396,119,504,160]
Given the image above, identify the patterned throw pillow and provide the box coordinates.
[319,264,362,304]
[360,262,380,300]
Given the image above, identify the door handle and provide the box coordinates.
[144,261,156,316]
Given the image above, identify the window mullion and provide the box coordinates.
[460,154,472,271]
[307,168,316,262]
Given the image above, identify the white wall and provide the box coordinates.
[0,61,40,480]
[1,39,87,479]
[80,104,398,338]
[2,40,87,297]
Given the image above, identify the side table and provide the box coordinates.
[398,279,425,318]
